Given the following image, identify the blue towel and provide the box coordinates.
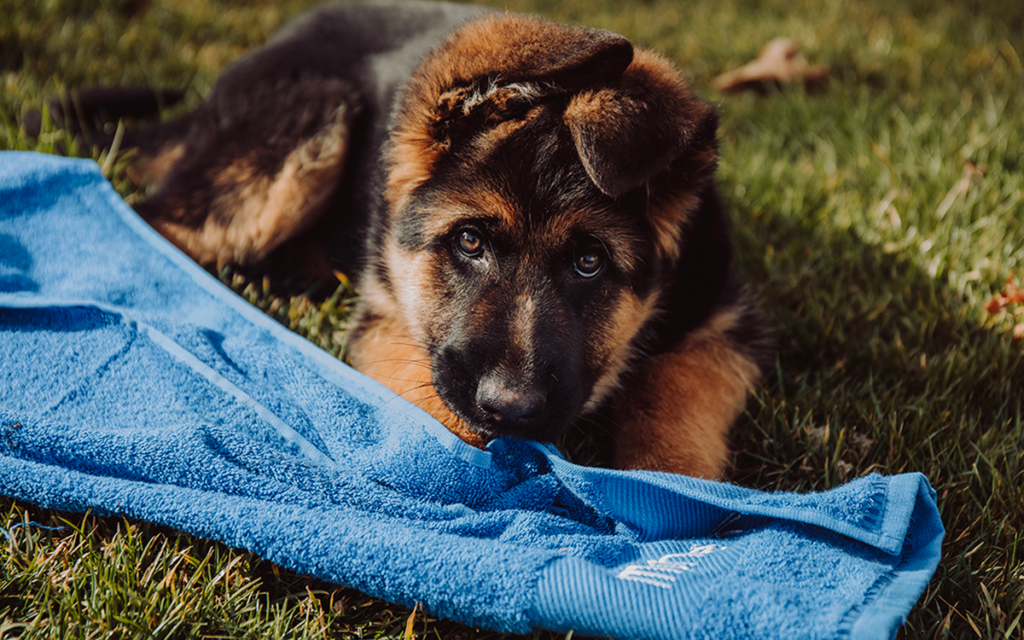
[0,151,942,640]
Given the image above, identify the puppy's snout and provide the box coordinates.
[476,373,546,429]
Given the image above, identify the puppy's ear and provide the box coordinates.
[386,13,634,211]
[407,13,633,140]
[564,50,719,198]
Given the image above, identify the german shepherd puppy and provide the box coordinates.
[66,1,772,477]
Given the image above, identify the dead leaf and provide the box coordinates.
[985,270,1024,313]
[715,38,829,93]
[835,460,854,482]
[807,425,829,446]
[849,432,876,455]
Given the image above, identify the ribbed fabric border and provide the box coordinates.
[843,481,944,639]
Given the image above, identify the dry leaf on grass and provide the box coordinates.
[984,271,1024,314]
[715,38,829,93]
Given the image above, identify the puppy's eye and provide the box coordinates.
[456,229,485,258]
[573,248,604,278]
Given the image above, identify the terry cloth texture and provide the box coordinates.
[0,152,943,640]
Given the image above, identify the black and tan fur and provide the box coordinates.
[63,1,772,478]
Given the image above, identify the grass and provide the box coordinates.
[1,0,1022,637]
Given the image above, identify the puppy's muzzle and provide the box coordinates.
[475,371,547,433]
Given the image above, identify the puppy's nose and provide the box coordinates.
[476,374,546,427]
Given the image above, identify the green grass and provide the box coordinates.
[1,0,1022,637]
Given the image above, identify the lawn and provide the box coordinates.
[1,0,1022,638]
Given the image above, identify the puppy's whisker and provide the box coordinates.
[391,381,438,392]
[357,358,433,370]
[380,388,443,408]
[389,339,432,349]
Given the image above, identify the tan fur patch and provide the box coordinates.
[508,292,537,366]
[127,142,185,186]
[646,189,701,263]
[583,287,661,412]
[383,238,437,342]
[348,310,487,449]
[154,106,349,265]
[418,185,521,238]
[385,125,442,217]
[610,305,762,478]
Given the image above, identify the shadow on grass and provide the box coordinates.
[729,198,1022,481]
[726,195,1023,637]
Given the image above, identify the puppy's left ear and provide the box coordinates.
[564,50,720,198]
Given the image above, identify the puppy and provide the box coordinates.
[68,1,772,477]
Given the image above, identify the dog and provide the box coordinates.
[60,0,772,478]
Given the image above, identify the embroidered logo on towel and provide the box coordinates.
[616,544,726,589]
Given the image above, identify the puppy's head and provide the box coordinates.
[375,14,719,442]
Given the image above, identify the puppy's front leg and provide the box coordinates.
[610,307,764,478]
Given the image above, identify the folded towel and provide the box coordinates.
[0,151,943,640]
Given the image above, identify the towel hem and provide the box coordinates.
[838,481,944,639]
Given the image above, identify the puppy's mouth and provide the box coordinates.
[432,349,582,443]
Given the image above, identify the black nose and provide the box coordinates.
[476,373,547,429]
